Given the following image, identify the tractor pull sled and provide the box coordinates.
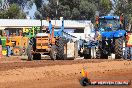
[80,68,130,86]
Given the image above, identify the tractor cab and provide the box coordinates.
[95,15,126,39]
[99,16,121,31]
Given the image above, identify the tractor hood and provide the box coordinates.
[100,29,126,39]
[54,29,63,37]
[36,33,49,37]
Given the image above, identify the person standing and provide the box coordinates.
[124,31,132,60]
[0,38,2,58]
[6,36,10,57]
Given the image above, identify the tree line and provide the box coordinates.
[0,0,132,29]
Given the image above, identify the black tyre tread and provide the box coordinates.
[56,38,65,60]
[101,52,108,59]
[83,48,91,59]
[27,44,33,61]
[84,54,91,59]
[115,37,123,59]
[12,46,23,56]
[80,77,91,86]
[33,53,41,60]
[22,47,27,56]
[96,49,101,59]
[50,45,57,60]
[127,48,131,59]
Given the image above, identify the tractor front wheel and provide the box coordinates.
[12,46,22,56]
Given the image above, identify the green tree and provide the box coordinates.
[34,0,43,10]
[7,0,30,9]
[114,0,132,30]
[34,0,112,20]
[79,0,97,20]
[98,0,112,16]
[0,3,26,19]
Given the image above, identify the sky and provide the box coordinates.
[26,0,48,19]
[27,3,37,19]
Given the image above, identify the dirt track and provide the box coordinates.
[0,56,132,88]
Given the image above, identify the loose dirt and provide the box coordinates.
[0,56,132,88]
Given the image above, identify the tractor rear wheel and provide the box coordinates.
[56,38,65,60]
[27,44,33,61]
[115,37,124,59]
[12,46,23,56]
[50,45,57,60]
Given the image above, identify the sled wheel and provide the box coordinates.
[80,77,90,86]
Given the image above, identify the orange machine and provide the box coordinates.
[27,18,66,61]
[5,30,29,56]
[35,27,56,53]
[11,36,29,56]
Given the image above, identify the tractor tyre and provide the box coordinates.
[115,37,123,59]
[50,45,57,60]
[12,46,23,56]
[84,54,91,59]
[101,53,108,59]
[127,48,131,59]
[83,48,91,59]
[33,53,41,60]
[37,53,41,60]
[80,77,91,86]
[22,47,26,56]
[96,49,101,59]
[27,44,33,61]
[56,38,65,60]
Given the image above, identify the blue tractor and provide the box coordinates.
[95,15,126,59]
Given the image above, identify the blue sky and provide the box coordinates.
[26,0,48,19]
[28,3,37,19]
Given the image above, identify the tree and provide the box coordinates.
[114,0,132,31]
[34,0,43,10]
[79,0,97,20]
[7,0,30,9]
[34,0,112,20]
[98,0,112,16]
[0,3,26,19]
